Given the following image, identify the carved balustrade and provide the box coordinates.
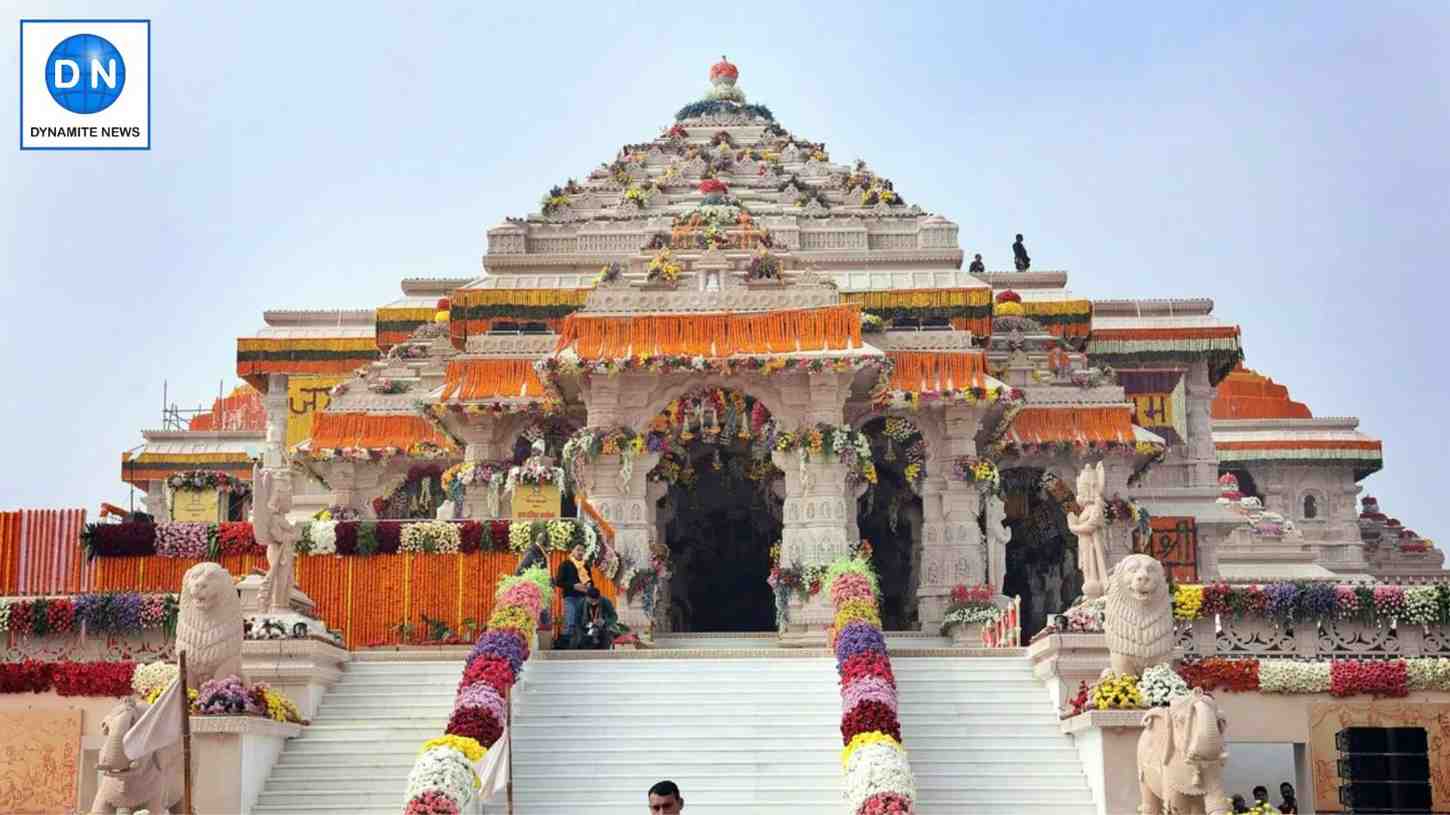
[1175,615,1450,660]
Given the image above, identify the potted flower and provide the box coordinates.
[939,583,1002,646]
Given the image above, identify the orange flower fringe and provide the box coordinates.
[440,359,547,401]
[555,305,862,359]
[1007,406,1136,445]
[309,413,455,451]
[886,351,987,393]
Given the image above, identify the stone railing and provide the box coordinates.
[1176,615,1450,660]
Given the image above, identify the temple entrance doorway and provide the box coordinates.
[660,447,780,632]
[999,467,1081,640]
[645,387,782,633]
[856,417,926,631]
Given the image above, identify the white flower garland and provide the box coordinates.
[1406,657,1450,691]
[1139,664,1190,707]
[844,742,916,811]
[132,661,179,699]
[1258,660,1331,694]
[310,521,338,556]
[941,606,1002,631]
[400,521,462,554]
[405,746,478,808]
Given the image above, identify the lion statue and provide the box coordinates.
[1104,553,1175,676]
[176,562,244,689]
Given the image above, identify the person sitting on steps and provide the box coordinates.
[575,586,619,650]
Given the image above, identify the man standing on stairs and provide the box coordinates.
[647,780,684,814]
[556,543,593,649]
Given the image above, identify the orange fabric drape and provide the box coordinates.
[1007,406,1136,445]
[308,413,455,451]
[1210,365,1313,420]
[89,551,617,649]
[575,494,616,545]
[0,512,18,595]
[440,359,546,402]
[886,351,987,393]
[0,509,91,595]
[554,305,862,359]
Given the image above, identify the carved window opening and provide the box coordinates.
[1303,493,1319,520]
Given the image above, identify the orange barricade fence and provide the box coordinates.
[88,550,615,649]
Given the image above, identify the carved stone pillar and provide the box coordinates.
[262,374,289,469]
[773,450,852,646]
[1183,361,1218,489]
[144,480,168,520]
[577,452,660,639]
[914,404,991,629]
[455,421,511,519]
[919,479,985,630]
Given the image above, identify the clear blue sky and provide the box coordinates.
[3,2,1447,542]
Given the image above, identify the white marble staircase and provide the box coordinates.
[894,656,1096,814]
[249,649,1096,815]
[511,655,843,813]
[252,655,465,815]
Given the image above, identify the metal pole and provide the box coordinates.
[179,651,194,815]
[505,687,514,815]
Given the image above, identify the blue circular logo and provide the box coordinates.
[45,34,126,114]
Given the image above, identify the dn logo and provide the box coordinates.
[45,33,126,114]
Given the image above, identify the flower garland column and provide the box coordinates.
[577,452,660,637]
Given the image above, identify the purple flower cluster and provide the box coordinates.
[72,593,156,633]
[1299,583,1337,619]
[468,630,528,675]
[1263,582,1300,623]
[835,621,888,662]
[194,675,264,716]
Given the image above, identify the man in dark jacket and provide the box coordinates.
[575,586,619,650]
[555,542,592,648]
[1013,233,1031,271]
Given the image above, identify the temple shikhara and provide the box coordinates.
[4,58,1449,815]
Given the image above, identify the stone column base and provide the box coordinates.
[192,716,303,815]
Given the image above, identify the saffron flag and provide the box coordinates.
[476,726,510,800]
[123,676,183,762]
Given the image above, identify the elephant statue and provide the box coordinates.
[1137,688,1231,815]
[89,697,184,815]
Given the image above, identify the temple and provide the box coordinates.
[4,58,1448,815]
[124,60,1439,640]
